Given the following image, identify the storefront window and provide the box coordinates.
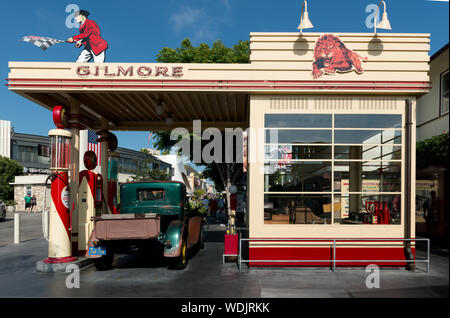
[264,194,332,224]
[264,113,402,225]
[334,161,401,193]
[334,145,401,160]
[266,129,332,144]
[265,161,332,192]
[334,194,401,224]
[334,130,401,144]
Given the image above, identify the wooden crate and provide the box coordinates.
[323,203,341,213]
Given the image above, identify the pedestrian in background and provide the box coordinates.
[209,197,218,219]
[31,195,37,213]
[24,194,31,212]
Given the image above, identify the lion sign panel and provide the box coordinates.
[312,34,368,79]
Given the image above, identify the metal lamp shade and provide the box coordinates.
[376,12,391,30]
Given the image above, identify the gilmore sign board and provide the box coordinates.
[75,65,184,79]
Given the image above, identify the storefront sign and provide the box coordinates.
[76,65,184,78]
[23,167,52,174]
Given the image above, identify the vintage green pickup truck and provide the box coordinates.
[86,181,204,270]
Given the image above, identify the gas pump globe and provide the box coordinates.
[107,151,120,214]
[45,129,76,263]
[49,129,71,170]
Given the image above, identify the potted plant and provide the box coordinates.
[5,200,17,213]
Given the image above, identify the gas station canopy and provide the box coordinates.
[7,33,430,131]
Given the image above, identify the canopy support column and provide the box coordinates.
[100,118,109,214]
[69,101,80,255]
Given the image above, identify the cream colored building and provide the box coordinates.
[7,32,430,266]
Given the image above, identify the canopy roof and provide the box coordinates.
[7,32,430,131]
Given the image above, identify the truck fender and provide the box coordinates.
[85,227,101,259]
[187,216,203,248]
[164,220,185,257]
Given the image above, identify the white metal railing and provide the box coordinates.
[238,238,430,272]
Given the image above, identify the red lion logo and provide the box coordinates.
[312,34,367,79]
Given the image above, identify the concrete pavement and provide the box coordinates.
[0,214,448,298]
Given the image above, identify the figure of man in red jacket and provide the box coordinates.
[66,10,108,63]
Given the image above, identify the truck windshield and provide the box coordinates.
[137,188,165,201]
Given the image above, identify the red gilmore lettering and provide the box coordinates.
[137,66,152,77]
[117,66,133,77]
[76,65,184,78]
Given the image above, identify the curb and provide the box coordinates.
[36,257,93,273]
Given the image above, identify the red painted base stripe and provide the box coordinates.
[43,256,77,264]
[249,247,415,267]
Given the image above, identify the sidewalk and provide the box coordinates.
[0,212,44,247]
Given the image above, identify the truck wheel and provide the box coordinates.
[170,240,188,270]
[94,250,115,271]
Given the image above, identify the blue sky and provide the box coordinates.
[1,0,448,152]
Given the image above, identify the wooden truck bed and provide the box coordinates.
[93,213,160,240]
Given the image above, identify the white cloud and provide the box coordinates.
[170,7,204,32]
[169,5,231,43]
[220,0,232,12]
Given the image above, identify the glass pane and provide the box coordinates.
[334,130,401,144]
[334,161,401,193]
[334,145,401,160]
[265,114,332,128]
[333,194,401,225]
[264,194,332,224]
[265,161,332,192]
[416,179,439,227]
[265,145,332,160]
[266,129,332,144]
[137,188,165,201]
[335,114,402,128]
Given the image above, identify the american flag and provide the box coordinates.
[276,145,292,168]
[87,130,101,166]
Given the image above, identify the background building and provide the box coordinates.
[417,43,449,141]
[415,43,449,245]
[5,127,171,212]
[0,120,11,158]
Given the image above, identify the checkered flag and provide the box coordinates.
[21,35,66,51]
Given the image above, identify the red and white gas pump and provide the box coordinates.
[78,150,103,255]
[44,129,77,264]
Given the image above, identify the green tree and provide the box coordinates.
[131,159,170,182]
[0,156,23,201]
[131,167,169,182]
[152,38,250,214]
[156,38,250,64]
[416,132,449,169]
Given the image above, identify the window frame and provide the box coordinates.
[262,112,404,226]
[440,69,449,116]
